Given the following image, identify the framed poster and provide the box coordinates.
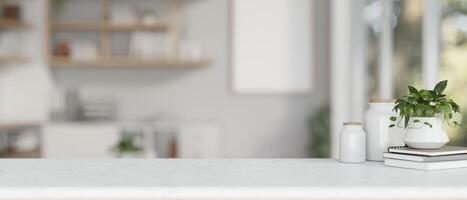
[231,0,313,94]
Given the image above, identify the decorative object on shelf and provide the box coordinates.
[129,32,166,59]
[153,121,178,158]
[364,98,404,161]
[140,10,159,26]
[339,122,366,163]
[179,40,203,62]
[50,86,66,121]
[9,129,39,152]
[2,4,21,21]
[112,134,145,158]
[64,88,80,121]
[54,40,71,58]
[70,40,98,61]
[110,1,138,24]
[78,95,116,122]
[389,80,462,149]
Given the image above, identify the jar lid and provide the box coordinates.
[343,122,362,126]
[369,98,396,103]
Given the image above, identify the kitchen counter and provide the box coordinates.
[0,159,466,199]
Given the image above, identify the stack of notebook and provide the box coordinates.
[384,146,467,171]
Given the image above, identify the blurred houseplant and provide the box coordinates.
[112,135,144,158]
[389,80,462,149]
[308,106,330,157]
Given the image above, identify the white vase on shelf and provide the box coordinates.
[403,117,449,149]
[364,98,405,161]
[339,122,366,163]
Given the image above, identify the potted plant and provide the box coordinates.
[389,80,462,149]
[112,135,145,158]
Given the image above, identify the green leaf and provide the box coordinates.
[389,116,397,121]
[434,80,448,94]
[419,90,432,101]
[414,119,420,123]
[389,124,396,128]
[405,116,410,128]
[408,86,418,94]
[424,122,433,128]
[450,101,461,113]
[415,104,424,117]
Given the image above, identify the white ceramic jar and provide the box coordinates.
[339,122,366,163]
[364,99,404,161]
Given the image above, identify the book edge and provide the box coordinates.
[385,158,467,171]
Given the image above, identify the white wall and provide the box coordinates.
[51,0,330,158]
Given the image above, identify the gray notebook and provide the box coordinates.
[384,158,467,171]
[383,152,467,162]
[387,146,467,157]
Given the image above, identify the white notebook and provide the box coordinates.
[384,158,467,171]
[383,152,467,162]
[387,146,467,156]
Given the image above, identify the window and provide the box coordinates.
[330,0,467,157]
[441,0,467,146]
[365,0,423,98]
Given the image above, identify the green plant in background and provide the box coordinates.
[308,106,330,158]
[52,0,65,16]
[389,80,462,128]
[112,135,144,156]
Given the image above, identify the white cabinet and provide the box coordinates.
[41,123,120,158]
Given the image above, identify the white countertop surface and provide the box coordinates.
[1,159,467,199]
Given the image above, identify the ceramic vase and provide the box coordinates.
[364,99,405,161]
[403,117,449,149]
[339,122,366,163]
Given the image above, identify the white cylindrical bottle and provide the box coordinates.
[364,98,401,161]
[339,122,366,163]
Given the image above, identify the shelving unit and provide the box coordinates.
[51,56,210,68]
[47,0,210,68]
[0,54,31,64]
[0,122,41,158]
[0,19,32,30]
[0,15,33,64]
[51,20,170,32]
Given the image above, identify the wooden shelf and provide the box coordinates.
[0,122,40,131]
[50,57,211,68]
[46,0,210,69]
[51,21,100,31]
[51,21,170,32]
[0,148,41,158]
[0,20,32,30]
[0,54,32,63]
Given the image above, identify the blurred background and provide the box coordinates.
[0,0,465,159]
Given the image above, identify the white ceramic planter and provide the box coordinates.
[403,117,449,149]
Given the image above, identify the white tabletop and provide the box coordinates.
[0,159,466,199]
